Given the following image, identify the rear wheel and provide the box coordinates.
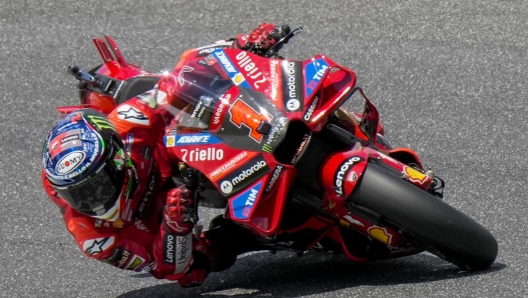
[348,162,498,270]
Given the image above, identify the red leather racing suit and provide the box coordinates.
[41,95,194,278]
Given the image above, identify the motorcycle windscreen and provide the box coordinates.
[161,67,290,154]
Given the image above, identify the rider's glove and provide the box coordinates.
[177,258,207,288]
[164,185,195,235]
[235,23,291,55]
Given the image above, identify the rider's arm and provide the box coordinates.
[60,207,158,272]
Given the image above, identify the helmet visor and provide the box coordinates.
[54,163,122,217]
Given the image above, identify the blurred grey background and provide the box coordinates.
[1,0,526,297]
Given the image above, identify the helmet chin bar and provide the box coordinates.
[92,196,121,221]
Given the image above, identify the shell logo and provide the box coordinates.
[113,219,124,228]
[232,73,245,85]
[404,166,427,184]
[367,226,392,245]
[165,136,175,147]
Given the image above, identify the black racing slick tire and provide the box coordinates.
[348,162,498,271]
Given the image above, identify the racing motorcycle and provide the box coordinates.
[60,30,497,272]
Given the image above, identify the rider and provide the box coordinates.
[41,23,290,288]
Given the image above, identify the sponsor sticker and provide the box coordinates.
[230,180,263,220]
[403,166,428,184]
[281,61,304,112]
[163,234,176,264]
[212,49,251,89]
[334,156,364,197]
[113,219,124,228]
[49,130,83,159]
[126,255,146,271]
[209,151,255,181]
[164,135,176,147]
[218,154,270,195]
[303,95,319,121]
[304,58,330,98]
[234,51,265,90]
[291,133,311,164]
[181,147,224,162]
[269,60,281,102]
[210,91,233,129]
[116,250,131,268]
[164,233,194,275]
[367,226,392,245]
[87,115,116,131]
[117,105,150,125]
[197,46,225,57]
[265,165,283,192]
[176,234,192,269]
[174,133,221,146]
[347,170,358,182]
[262,117,288,152]
[61,134,79,143]
[83,237,115,256]
[55,151,86,175]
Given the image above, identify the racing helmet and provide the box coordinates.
[42,109,128,220]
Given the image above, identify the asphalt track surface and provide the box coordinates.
[2,0,528,297]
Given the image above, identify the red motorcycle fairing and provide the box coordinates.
[159,48,360,238]
[214,49,359,131]
[301,55,356,132]
[160,47,417,244]
[362,147,433,191]
[227,165,297,237]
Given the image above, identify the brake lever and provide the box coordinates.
[265,26,303,58]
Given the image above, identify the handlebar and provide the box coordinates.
[67,65,102,87]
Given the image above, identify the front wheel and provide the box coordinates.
[348,162,498,271]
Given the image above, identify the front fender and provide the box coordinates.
[320,149,369,207]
